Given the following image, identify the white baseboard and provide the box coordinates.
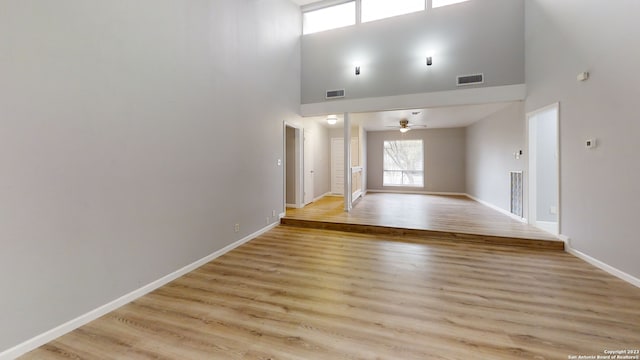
[566,245,640,289]
[0,223,279,360]
[465,194,527,223]
[367,189,467,196]
[535,221,559,236]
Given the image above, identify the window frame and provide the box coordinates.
[432,0,470,9]
[302,1,357,35]
[302,0,473,35]
[382,139,425,188]
[361,0,426,24]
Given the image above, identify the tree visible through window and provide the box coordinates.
[383,140,424,187]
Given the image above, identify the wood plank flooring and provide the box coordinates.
[23,227,640,360]
[284,193,562,248]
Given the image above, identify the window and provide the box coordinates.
[432,0,470,9]
[383,140,424,187]
[361,0,425,23]
[303,2,356,35]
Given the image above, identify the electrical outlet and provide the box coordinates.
[272,210,276,217]
[234,224,240,233]
[549,206,557,215]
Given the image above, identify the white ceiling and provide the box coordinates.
[309,102,515,131]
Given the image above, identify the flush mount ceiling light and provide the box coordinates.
[327,115,338,125]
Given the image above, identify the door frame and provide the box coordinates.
[303,128,314,205]
[283,122,304,209]
[526,102,561,236]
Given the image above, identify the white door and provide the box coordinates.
[331,138,344,194]
[304,129,314,205]
[527,103,559,235]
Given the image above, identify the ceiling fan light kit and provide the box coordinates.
[386,118,428,133]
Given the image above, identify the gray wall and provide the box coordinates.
[466,102,526,213]
[526,0,640,278]
[301,0,524,104]
[534,110,558,222]
[367,129,466,193]
[0,0,300,352]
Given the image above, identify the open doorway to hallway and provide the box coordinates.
[527,103,560,235]
[284,123,304,209]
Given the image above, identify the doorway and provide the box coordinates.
[303,129,314,205]
[284,123,303,209]
[527,103,560,235]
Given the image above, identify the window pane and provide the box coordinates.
[432,0,470,9]
[303,2,356,35]
[362,0,425,23]
[383,140,424,187]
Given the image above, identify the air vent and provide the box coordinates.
[325,89,345,99]
[457,73,484,86]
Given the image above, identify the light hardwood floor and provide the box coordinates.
[284,193,563,249]
[23,226,640,360]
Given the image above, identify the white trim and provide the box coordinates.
[525,102,560,117]
[0,223,279,360]
[300,84,526,117]
[535,221,559,236]
[283,121,305,211]
[558,234,571,246]
[285,203,302,209]
[526,103,561,236]
[566,246,640,289]
[465,194,527,223]
[367,189,466,196]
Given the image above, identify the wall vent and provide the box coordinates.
[325,89,345,99]
[457,73,484,86]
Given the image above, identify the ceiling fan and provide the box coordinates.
[387,119,427,133]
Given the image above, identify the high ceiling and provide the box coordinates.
[309,102,514,131]
[291,0,514,131]
[291,0,319,5]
